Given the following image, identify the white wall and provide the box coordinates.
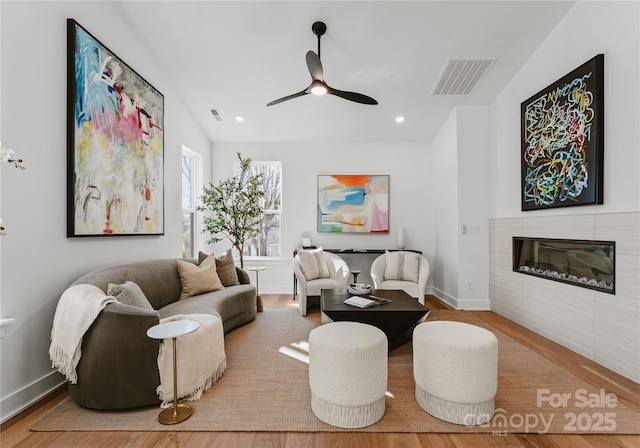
[488,1,640,381]
[431,110,459,303]
[456,107,490,309]
[208,142,433,294]
[431,106,491,309]
[0,1,212,421]
[490,1,640,218]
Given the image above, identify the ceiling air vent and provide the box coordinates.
[431,57,496,96]
[210,109,223,122]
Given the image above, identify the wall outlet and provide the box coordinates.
[466,280,474,290]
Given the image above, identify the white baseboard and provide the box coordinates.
[430,288,491,310]
[431,287,459,308]
[0,370,66,423]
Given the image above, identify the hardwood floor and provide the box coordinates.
[2,294,638,448]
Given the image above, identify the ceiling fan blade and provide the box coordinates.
[266,89,309,107]
[306,51,323,81]
[328,87,378,105]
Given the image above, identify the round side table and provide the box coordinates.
[247,266,266,312]
[147,319,200,425]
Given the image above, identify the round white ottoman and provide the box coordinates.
[308,321,388,428]
[413,321,498,426]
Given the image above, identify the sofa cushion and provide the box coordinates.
[297,247,330,281]
[158,284,256,333]
[198,249,239,287]
[384,251,420,282]
[177,255,224,299]
[107,281,154,310]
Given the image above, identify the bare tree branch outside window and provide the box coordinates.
[242,161,282,258]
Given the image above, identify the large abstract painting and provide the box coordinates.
[67,19,164,236]
[521,54,604,211]
[317,175,389,233]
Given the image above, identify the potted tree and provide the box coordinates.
[198,152,264,268]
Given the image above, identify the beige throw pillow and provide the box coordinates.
[198,249,239,287]
[107,281,154,310]
[177,255,224,299]
[297,247,330,281]
[384,251,420,282]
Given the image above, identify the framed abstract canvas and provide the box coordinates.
[520,54,604,211]
[67,19,164,236]
[317,175,389,233]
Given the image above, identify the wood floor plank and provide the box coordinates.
[284,432,316,448]
[249,431,288,448]
[1,293,638,448]
[32,431,102,448]
[8,431,63,448]
[449,433,497,448]
[77,431,118,448]
[416,433,458,448]
[140,432,192,448]
[184,431,255,448]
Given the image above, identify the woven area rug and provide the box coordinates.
[32,308,640,434]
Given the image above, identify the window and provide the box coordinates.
[181,146,202,258]
[236,161,282,258]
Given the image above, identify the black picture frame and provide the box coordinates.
[67,19,164,237]
[520,54,604,211]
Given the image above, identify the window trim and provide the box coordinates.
[181,145,203,258]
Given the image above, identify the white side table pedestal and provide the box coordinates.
[247,266,266,312]
[147,319,200,424]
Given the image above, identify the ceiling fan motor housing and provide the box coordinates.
[312,21,327,37]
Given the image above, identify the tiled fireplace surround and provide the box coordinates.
[490,211,639,383]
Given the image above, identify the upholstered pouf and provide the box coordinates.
[413,321,498,426]
[308,321,388,428]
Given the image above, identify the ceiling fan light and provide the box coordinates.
[310,85,327,96]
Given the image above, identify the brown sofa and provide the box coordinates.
[65,258,256,410]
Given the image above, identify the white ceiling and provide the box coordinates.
[114,1,575,144]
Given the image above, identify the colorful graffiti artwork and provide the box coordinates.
[317,175,389,233]
[520,55,604,211]
[67,20,164,236]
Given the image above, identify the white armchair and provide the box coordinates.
[370,251,430,304]
[294,250,350,316]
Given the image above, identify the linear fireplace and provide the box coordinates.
[513,237,615,294]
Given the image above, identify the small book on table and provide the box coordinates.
[343,295,392,308]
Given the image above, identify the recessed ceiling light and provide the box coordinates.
[395,116,405,123]
[235,115,245,122]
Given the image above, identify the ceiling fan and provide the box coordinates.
[266,21,378,107]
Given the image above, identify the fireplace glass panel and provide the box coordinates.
[513,237,615,294]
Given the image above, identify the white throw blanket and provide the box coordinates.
[49,284,117,384]
[156,314,227,407]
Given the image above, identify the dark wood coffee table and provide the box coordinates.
[320,289,430,350]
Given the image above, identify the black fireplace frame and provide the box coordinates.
[512,236,615,294]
